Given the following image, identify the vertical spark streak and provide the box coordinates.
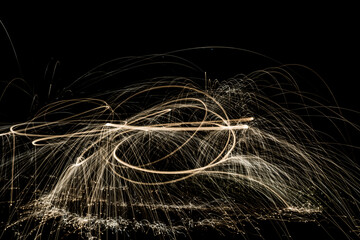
[10,133,15,206]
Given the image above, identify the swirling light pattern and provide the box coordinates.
[1,48,359,239]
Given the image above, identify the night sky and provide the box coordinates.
[1,6,359,107]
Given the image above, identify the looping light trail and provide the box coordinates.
[1,50,359,240]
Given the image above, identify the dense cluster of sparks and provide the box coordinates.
[1,48,359,239]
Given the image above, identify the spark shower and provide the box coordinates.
[0,47,359,239]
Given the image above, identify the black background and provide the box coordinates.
[1,4,359,240]
[1,5,359,113]
[1,4,359,145]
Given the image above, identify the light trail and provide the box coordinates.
[1,49,359,240]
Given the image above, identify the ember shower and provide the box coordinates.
[0,48,359,239]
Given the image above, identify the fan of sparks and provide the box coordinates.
[1,48,359,239]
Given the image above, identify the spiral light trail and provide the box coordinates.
[0,48,359,239]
